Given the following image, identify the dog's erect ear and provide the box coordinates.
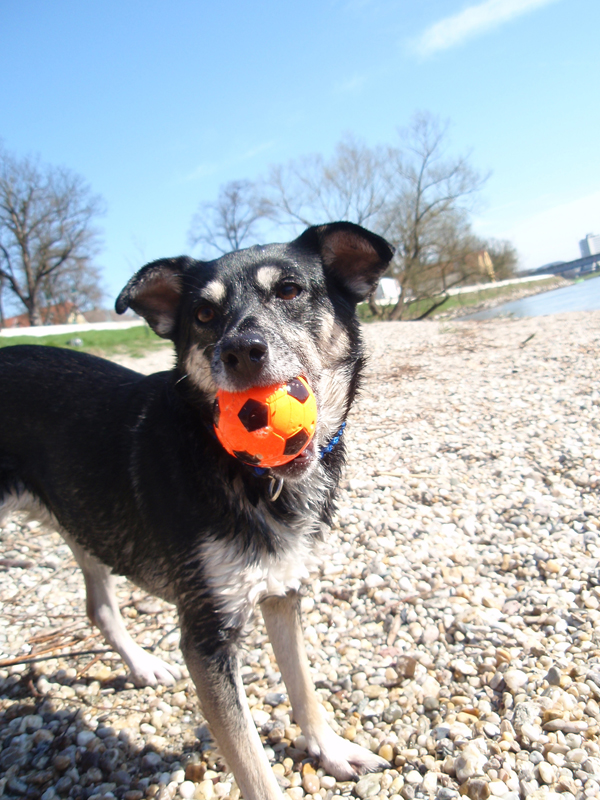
[293,222,395,301]
[115,258,186,338]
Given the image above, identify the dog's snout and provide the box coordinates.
[220,333,268,381]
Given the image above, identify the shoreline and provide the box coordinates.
[437,276,572,320]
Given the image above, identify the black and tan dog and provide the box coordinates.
[0,222,394,800]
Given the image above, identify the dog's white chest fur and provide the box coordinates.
[201,530,317,630]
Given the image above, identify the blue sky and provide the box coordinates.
[2,0,599,304]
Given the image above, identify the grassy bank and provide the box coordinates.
[358,275,567,322]
[0,324,169,358]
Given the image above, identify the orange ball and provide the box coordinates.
[214,376,317,467]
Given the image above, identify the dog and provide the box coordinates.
[0,222,394,800]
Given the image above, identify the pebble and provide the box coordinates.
[421,771,437,793]
[455,747,486,783]
[319,775,336,790]
[504,670,528,693]
[545,666,562,685]
[355,774,382,798]
[1,313,600,800]
[378,743,394,761]
[178,782,195,799]
[197,779,214,799]
[76,730,97,747]
[302,774,320,794]
[520,722,541,741]
[463,778,491,800]
[537,761,555,784]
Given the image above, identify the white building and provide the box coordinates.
[579,233,600,258]
[373,277,401,305]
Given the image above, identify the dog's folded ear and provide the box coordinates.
[293,222,395,301]
[115,258,188,338]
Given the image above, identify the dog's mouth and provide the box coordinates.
[212,372,320,480]
[269,438,318,481]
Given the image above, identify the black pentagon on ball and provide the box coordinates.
[233,449,263,465]
[286,378,309,403]
[238,399,269,432]
[283,429,309,456]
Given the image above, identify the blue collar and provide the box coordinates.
[320,421,346,457]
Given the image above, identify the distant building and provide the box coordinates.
[525,234,600,279]
[580,233,600,258]
[3,301,85,328]
[83,308,140,323]
[2,305,138,329]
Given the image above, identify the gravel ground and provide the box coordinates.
[1,312,599,800]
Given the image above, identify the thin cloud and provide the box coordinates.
[182,139,276,183]
[183,161,221,182]
[413,0,561,57]
[238,140,277,161]
[334,74,368,94]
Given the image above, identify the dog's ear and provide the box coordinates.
[293,222,395,301]
[115,258,187,338]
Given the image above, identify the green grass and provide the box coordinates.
[0,324,171,357]
[358,276,565,322]
[580,270,600,282]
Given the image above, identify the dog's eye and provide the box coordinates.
[196,306,215,323]
[277,283,301,301]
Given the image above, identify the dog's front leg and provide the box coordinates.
[261,591,389,781]
[179,619,283,800]
[65,536,181,686]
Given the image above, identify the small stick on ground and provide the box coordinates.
[520,333,536,347]
[0,648,113,669]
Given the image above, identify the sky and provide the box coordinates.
[1,0,599,305]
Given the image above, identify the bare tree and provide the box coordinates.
[383,113,489,319]
[191,115,501,320]
[0,145,104,326]
[38,258,104,322]
[188,180,269,257]
[0,273,5,327]
[257,117,490,318]
[264,135,388,231]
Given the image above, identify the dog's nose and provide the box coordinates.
[220,333,268,381]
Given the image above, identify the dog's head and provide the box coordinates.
[116,222,393,478]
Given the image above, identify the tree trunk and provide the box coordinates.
[388,298,405,321]
[368,295,382,319]
[27,300,44,326]
[415,294,449,320]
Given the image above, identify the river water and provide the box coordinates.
[463,275,600,320]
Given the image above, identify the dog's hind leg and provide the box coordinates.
[65,537,181,687]
[179,622,283,800]
[261,591,390,781]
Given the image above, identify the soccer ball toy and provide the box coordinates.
[214,376,317,468]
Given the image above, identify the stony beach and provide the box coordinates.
[1,311,599,800]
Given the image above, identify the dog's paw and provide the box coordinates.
[128,651,182,687]
[309,730,390,781]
